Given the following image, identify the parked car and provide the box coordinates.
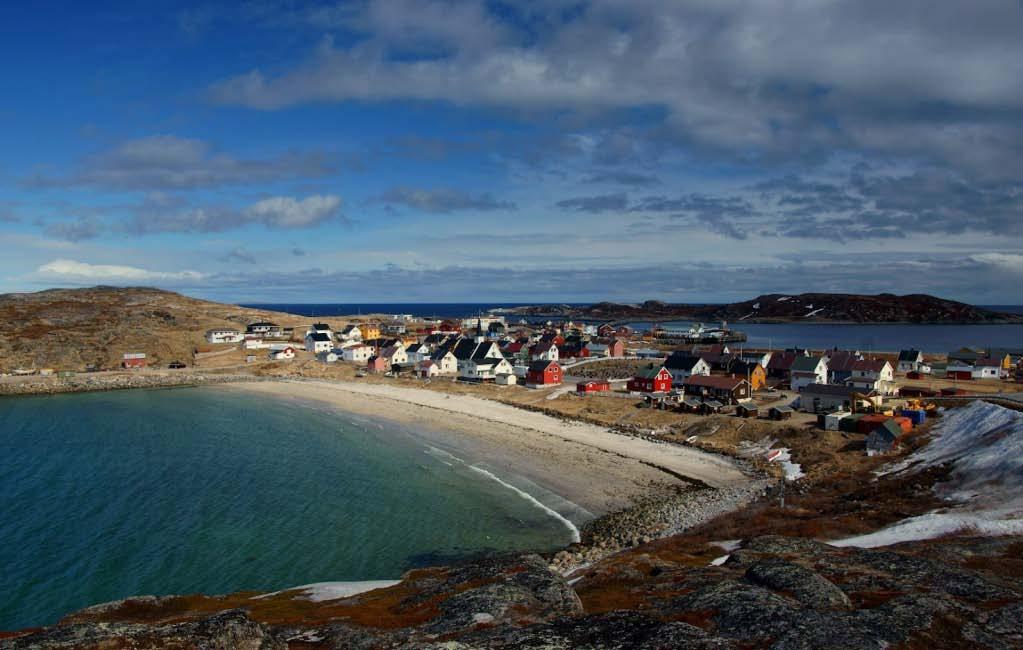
[167,361,186,369]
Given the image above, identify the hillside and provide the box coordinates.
[0,286,304,372]
[511,293,1023,323]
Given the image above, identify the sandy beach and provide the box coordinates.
[224,379,750,519]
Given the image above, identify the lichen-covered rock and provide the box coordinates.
[744,559,852,610]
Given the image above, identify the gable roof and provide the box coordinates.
[311,323,331,330]
[767,352,798,370]
[308,332,331,342]
[851,359,889,372]
[791,356,825,372]
[898,349,922,362]
[528,359,559,372]
[665,352,706,371]
[635,364,669,380]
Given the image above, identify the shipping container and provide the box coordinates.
[825,411,851,431]
[899,409,927,425]
[840,413,865,433]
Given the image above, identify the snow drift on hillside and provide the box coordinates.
[835,401,1023,548]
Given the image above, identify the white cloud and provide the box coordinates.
[245,195,342,227]
[971,253,1023,272]
[36,259,205,283]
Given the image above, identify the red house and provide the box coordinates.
[597,324,616,337]
[366,356,388,373]
[627,364,672,393]
[577,380,611,394]
[558,344,590,359]
[526,360,562,387]
[122,352,147,370]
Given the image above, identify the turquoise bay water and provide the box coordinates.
[0,387,574,631]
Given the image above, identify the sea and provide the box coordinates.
[0,387,576,631]
[244,303,1023,353]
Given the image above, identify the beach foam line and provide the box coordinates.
[468,465,581,543]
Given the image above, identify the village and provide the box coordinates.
[58,311,1015,461]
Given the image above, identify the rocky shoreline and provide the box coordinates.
[0,372,259,397]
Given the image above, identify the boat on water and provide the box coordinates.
[653,322,747,344]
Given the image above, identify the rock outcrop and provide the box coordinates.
[6,535,1022,649]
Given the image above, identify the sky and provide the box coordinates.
[2,0,1023,304]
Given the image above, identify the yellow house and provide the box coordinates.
[360,322,381,340]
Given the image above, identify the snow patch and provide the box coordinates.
[804,308,824,318]
[834,401,1023,548]
[710,539,742,552]
[473,613,495,624]
[710,554,730,566]
[256,580,401,602]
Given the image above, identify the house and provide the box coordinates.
[682,375,751,404]
[342,345,373,363]
[317,350,341,363]
[766,351,800,378]
[790,356,828,391]
[866,420,901,456]
[529,342,559,362]
[526,360,563,387]
[946,361,976,381]
[496,372,517,385]
[205,328,244,344]
[769,406,793,420]
[360,323,382,340]
[306,323,333,338]
[243,338,270,350]
[897,349,926,373]
[577,380,611,394]
[122,352,147,369]
[405,342,431,363]
[429,350,459,375]
[597,324,616,337]
[736,401,759,418]
[305,332,333,354]
[850,359,894,383]
[558,344,590,360]
[948,347,986,364]
[338,325,362,342]
[418,359,440,378]
[799,383,881,413]
[246,322,285,338]
[366,356,388,373]
[664,352,711,384]
[826,351,862,383]
[731,361,767,391]
[627,364,673,393]
[268,346,295,361]
[975,357,1006,379]
[462,357,514,382]
[379,345,409,366]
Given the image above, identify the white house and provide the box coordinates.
[306,323,333,339]
[405,342,432,363]
[665,352,711,384]
[268,346,296,361]
[317,350,341,363]
[305,332,333,354]
[205,328,244,344]
[462,357,514,381]
[739,350,773,368]
[338,324,362,342]
[429,350,459,375]
[975,358,1004,379]
[790,356,829,392]
[244,338,271,350]
[379,345,408,366]
[496,373,518,385]
[530,342,559,362]
[342,345,373,363]
[897,350,926,373]
[850,359,895,383]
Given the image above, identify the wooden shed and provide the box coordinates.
[768,406,793,420]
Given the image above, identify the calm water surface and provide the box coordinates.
[0,387,573,630]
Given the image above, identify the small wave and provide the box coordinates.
[467,465,581,543]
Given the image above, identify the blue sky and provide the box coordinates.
[2,1,1023,303]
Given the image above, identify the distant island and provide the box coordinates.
[508,293,1023,324]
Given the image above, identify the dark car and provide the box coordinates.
[167,361,187,369]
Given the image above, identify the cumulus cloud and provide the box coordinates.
[36,259,205,283]
[25,135,335,190]
[971,253,1023,273]
[371,187,515,213]
[126,194,344,234]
